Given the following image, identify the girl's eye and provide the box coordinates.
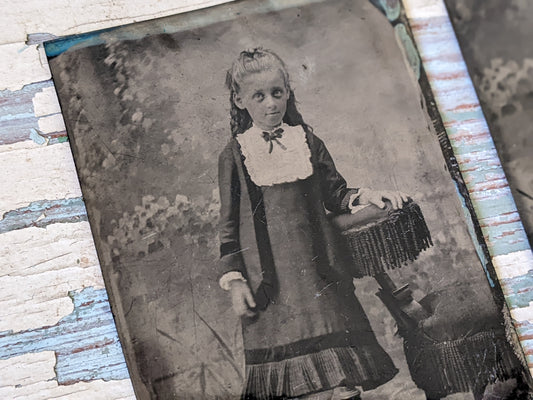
[273,89,283,98]
[253,93,264,101]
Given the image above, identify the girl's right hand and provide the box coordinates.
[229,280,256,318]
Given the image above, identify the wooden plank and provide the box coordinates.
[0,222,103,332]
[0,142,82,215]
[0,286,129,385]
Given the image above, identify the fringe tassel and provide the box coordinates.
[341,201,433,277]
[404,329,519,398]
[243,346,398,399]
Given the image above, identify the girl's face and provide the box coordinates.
[234,69,289,131]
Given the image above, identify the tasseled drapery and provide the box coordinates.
[335,200,433,277]
[404,329,520,399]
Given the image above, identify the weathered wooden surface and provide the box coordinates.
[0,0,532,398]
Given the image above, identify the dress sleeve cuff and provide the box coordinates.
[340,188,360,212]
[219,271,247,291]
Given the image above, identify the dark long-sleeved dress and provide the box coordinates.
[218,124,397,398]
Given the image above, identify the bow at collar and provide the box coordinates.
[262,127,287,153]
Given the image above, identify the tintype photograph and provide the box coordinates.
[46,0,531,399]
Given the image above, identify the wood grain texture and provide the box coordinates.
[0,142,82,214]
[0,222,103,331]
[0,43,51,91]
[0,0,532,397]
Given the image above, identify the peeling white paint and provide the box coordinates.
[510,302,533,323]
[0,142,81,215]
[0,43,51,91]
[0,351,135,399]
[32,86,62,117]
[37,113,66,134]
[493,250,533,280]
[0,222,105,332]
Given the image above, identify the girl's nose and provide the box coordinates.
[265,96,277,109]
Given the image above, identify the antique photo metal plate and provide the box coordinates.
[45,0,531,398]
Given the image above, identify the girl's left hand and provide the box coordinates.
[354,189,410,211]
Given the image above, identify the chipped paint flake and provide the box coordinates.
[29,128,48,145]
[494,250,533,281]
[37,113,66,134]
[0,139,49,154]
[0,80,53,146]
[0,197,88,234]
[32,86,62,118]
[510,302,533,323]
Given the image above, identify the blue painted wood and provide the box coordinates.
[482,220,529,256]
[0,198,87,234]
[0,81,55,145]
[513,319,533,363]
[502,272,533,309]
[0,287,130,384]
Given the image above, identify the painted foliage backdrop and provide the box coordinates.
[49,0,499,398]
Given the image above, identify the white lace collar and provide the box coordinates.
[236,123,313,187]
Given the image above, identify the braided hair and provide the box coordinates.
[226,48,313,137]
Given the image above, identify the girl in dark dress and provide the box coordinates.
[218,48,408,399]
